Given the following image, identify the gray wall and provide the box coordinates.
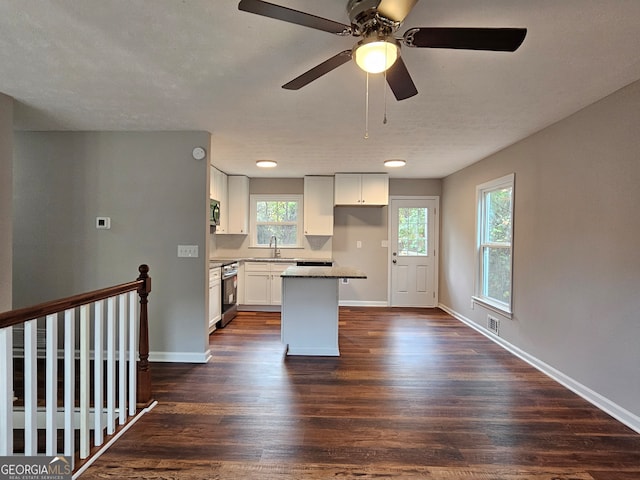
[0,94,12,312]
[13,131,211,361]
[440,79,640,420]
[334,178,442,304]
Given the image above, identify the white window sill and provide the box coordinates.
[471,296,513,319]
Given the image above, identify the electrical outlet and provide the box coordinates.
[177,245,199,258]
[356,240,362,249]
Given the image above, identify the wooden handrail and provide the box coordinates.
[0,266,149,328]
[0,264,153,405]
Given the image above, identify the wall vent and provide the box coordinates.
[487,315,500,336]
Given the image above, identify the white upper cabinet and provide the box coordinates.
[334,173,389,206]
[304,176,334,236]
[211,167,228,233]
[211,170,248,235]
[227,175,249,235]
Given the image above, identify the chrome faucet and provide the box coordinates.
[269,235,280,258]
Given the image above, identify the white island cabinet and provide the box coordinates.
[280,266,366,356]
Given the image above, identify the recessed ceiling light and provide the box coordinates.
[384,159,406,168]
[256,160,277,168]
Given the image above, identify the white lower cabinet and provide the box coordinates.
[243,262,295,306]
[209,267,221,333]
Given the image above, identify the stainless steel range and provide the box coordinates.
[219,262,238,327]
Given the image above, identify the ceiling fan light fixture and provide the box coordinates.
[384,159,406,168]
[353,37,399,74]
[256,159,277,168]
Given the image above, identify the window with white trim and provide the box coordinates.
[250,194,303,248]
[475,174,514,314]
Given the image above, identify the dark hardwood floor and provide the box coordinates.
[80,308,640,479]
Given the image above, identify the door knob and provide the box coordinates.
[392,259,397,264]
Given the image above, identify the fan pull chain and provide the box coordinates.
[364,72,370,139]
[383,42,389,125]
[383,66,388,125]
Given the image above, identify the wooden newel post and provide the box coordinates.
[136,264,152,407]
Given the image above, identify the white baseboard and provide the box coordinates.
[439,303,640,435]
[148,350,211,363]
[339,300,388,307]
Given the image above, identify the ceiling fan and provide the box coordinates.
[238,0,526,100]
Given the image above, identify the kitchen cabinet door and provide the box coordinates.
[334,174,361,205]
[209,268,221,333]
[227,175,249,234]
[361,173,389,205]
[244,271,270,304]
[243,262,295,306]
[243,262,270,305]
[212,168,229,233]
[304,176,334,235]
[270,263,295,304]
[334,173,388,206]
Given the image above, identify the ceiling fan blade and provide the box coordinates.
[385,56,418,101]
[238,0,351,35]
[282,50,353,90]
[403,27,527,52]
[377,0,419,23]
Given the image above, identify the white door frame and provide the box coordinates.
[387,196,440,307]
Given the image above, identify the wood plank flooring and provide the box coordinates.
[80,308,640,479]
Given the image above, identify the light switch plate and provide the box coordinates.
[177,245,199,257]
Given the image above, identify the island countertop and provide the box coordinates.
[281,266,366,279]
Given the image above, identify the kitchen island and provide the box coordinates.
[280,265,366,356]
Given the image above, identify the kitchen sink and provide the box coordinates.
[295,260,333,267]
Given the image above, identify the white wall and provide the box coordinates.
[13,131,212,362]
[440,79,640,425]
[0,93,12,312]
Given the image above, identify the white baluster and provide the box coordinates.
[0,326,13,455]
[23,319,38,454]
[45,313,58,456]
[79,304,90,459]
[118,294,127,425]
[128,291,137,416]
[106,297,116,434]
[64,308,75,456]
[94,299,104,446]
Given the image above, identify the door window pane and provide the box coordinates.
[397,207,428,256]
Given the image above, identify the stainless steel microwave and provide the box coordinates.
[210,199,220,226]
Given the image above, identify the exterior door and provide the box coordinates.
[390,197,439,307]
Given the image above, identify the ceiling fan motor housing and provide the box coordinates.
[347,0,400,36]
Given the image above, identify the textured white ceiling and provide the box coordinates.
[2,0,640,178]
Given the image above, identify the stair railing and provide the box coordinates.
[0,264,151,468]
